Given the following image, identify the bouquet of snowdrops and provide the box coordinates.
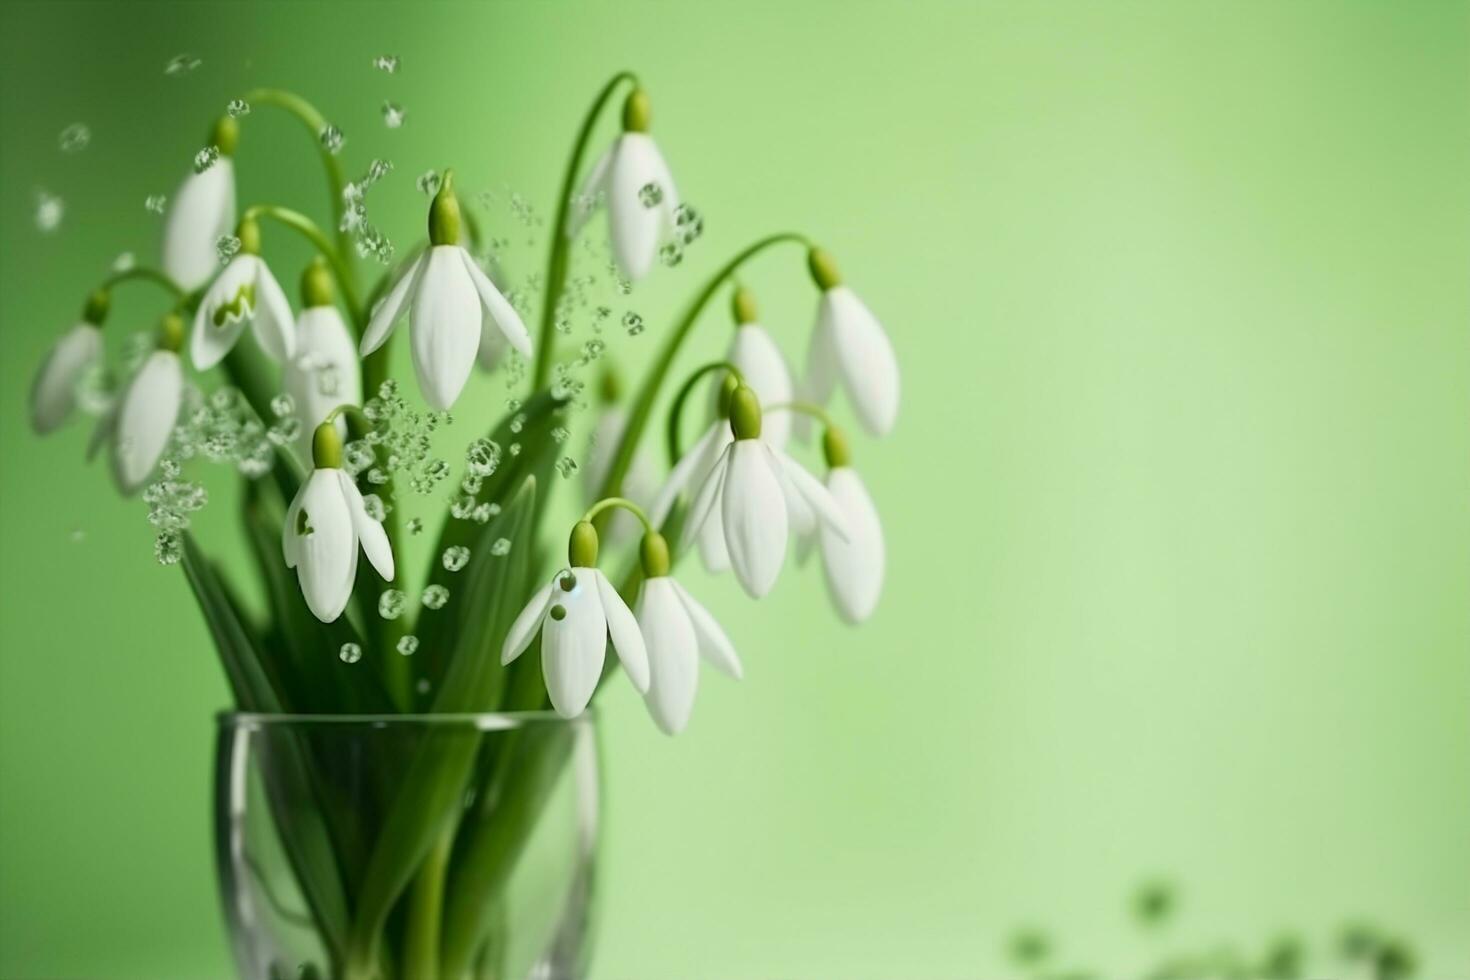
[29,70,897,978]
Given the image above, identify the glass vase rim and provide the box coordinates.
[217,709,594,730]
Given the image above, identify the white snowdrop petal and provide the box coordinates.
[670,579,743,680]
[819,466,886,624]
[459,247,532,359]
[795,299,841,441]
[338,471,394,580]
[721,440,789,598]
[250,259,296,362]
[541,569,609,717]
[502,581,554,665]
[285,306,362,458]
[111,350,183,494]
[678,447,730,553]
[596,570,649,693]
[727,324,793,449]
[162,159,236,291]
[649,422,719,526]
[828,286,900,436]
[293,470,357,622]
[86,405,115,462]
[636,579,699,735]
[360,252,425,356]
[190,255,255,370]
[282,485,305,569]
[409,247,481,410]
[607,134,667,281]
[566,144,613,241]
[31,323,102,434]
[697,501,731,573]
[769,444,849,540]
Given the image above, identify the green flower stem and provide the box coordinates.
[531,69,640,392]
[402,823,455,980]
[580,496,654,533]
[592,232,811,521]
[762,399,835,427]
[240,87,354,266]
[98,265,187,300]
[243,204,363,326]
[663,360,745,465]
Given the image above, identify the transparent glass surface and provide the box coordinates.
[214,712,600,980]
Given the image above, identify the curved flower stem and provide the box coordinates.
[581,496,654,533]
[240,87,354,266]
[244,205,364,326]
[592,232,811,520]
[762,399,834,427]
[532,69,640,392]
[664,360,744,464]
[98,265,187,300]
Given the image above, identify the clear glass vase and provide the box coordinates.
[214,712,600,980]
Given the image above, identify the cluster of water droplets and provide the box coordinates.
[341,158,396,264]
[145,459,208,566]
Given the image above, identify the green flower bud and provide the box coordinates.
[622,88,652,133]
[211,115,240,157]
[807,246,842,290]
[728,384,762,440]
[312,420,343,469]
[732,286,758,325]
[716,373,740,416]
[81,289,110,326]
[640,531,671,578]
[822,425,851,469]
[568,519,599,568]
[237,216,262,256]
[300,256,335,308]
[428,169,461,246]
[156,312,186,353]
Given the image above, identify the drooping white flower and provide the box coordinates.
[283,259,362,461]
[799,247,899,437]
[716,288,794,449]
[107,314,187,495]
[583,372,659,544]
[800,427,886,623]
[162,117,239,291]
[282,423,395,623]
[190,217,294,370]
[649,417,734,573]
[502,521,650,718]
[681,386,848,598]
[568,88,679,282]
[31,292,107,435]
[360,172,531,409]
[633,532,742,735]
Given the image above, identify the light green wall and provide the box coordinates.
[1,2,1467,977]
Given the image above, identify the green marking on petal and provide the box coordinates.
[296,508,313,536]
[212,282,256,329]
[549,603,567,622]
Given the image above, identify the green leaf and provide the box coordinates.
[181,532,283,712]
[342,477,539,979]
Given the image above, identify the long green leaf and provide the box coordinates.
[342,477,538,979]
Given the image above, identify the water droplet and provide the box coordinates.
[339,642,362,664]
[381,102,406,129]
[34,189,63,233]
[464,438,501,477]
[396,634,419,656]
[551,426,569,444]
[367,158,394,183]
[407,517,424,535]
[361,494,387,521]
[491,537,512,557]
[266,417,300,446]
[215,235,241,264]
[154,532,182,566]
[193,145,220,174]
[112,252,136,273]
[164,54,202,76]
[422,585,449,610]
[416,170,441,196]
[145,194,167,214]
[226,99,251,118]
[319,125,345,155]
[638,182,664,208]
[372,54,400,73]
[556,456,578,479]
[658,243,683,267]
[270,393,295,417]
[442,545,470,572]
[58,123,90,153]
[378,589,406,619]
[622,311,644,336]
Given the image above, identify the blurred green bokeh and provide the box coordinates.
[1,2,1466,977]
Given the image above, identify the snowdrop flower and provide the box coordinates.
[717,288,794,449]
[800,247,900,437]
[681,385,848,598]
[502,520,650,718]
[584,369,658,543]
[282,421,395,623]
[283,257,362,461]
[569,88,679,281]
[190,216,294,370]
[162,116,239,291]
[31,290,107,434]
[634,530,742,735]
[106,313,186,494]
[649,380,736,574]
[810,427,885,623]
[360,171,532,409]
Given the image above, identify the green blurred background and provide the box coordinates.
[2,1,1467,977]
